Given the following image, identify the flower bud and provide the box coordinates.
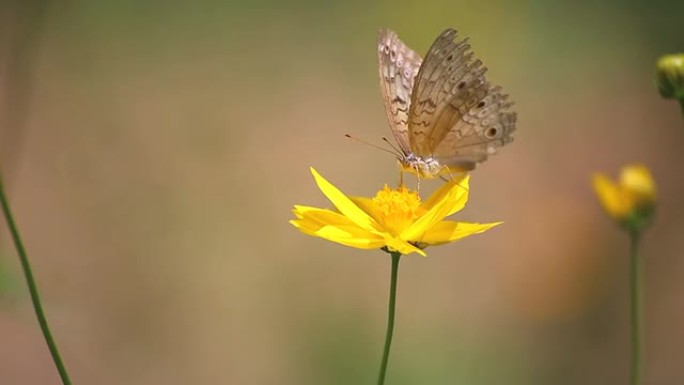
[592,164,656,232]
[656,54,684,100]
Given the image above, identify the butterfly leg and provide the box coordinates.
[414,165,422,191]
[437,166,451,182]
[445,166,455,181]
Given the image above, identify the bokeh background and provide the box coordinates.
[1,0,683,384]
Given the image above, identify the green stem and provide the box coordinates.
[0,177,72,385]
[1,0,49,175]
[377,252,401,385]
[629,231,642,385]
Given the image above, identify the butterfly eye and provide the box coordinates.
[485,127,499,138]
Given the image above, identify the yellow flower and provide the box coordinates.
[290,168,501,256]
[592,164,656,231]
[655,53,684,100]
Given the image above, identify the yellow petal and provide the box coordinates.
[349,196,375,217]
[419,221,502,245]
[383,236,426,256]
[620,164,656,203]
[421,174,469,216]
[291,221,387,249]
[400,178,466,240]
[293,205,362,229]
[290,207,386,250]
[292,210,423,255]
[310,168,379,232]
[592,174,630,219]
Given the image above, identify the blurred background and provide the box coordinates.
[0,0,683,384]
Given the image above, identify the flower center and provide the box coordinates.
[372,185,422,235]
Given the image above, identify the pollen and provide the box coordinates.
[372,185,422,235]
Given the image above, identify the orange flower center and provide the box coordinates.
[372,185,422,235]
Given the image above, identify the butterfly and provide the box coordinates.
[378,28,517,179]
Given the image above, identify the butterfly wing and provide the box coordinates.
[432,85,517,170]
[377,29,423,155]
[407,28,516,168]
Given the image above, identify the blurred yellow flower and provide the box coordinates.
[290,168,500,256]
[655,53,684,100]
[592,164,656,230]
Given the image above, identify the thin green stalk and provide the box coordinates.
[629,231,642,385]
[0,176,72,385]
[377,252,401,385]
[1,0,49,176]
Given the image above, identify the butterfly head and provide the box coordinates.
[398,154,443,179]
[399,153,476,180]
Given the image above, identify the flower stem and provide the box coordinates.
[0,176,72,385]
[377,251,401,385]
[629,230,643,385]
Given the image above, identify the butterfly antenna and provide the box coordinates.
[345,134,399,156]
[381,137,404,155]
